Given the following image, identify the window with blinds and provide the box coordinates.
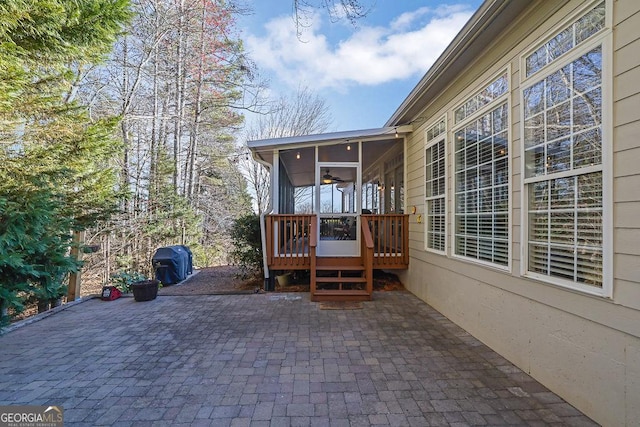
[453,76,509,267]
[522,1,606,291]
[425,118,446,253]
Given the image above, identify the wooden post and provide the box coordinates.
[67,230,85,301]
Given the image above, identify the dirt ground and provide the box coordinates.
[156,265,405,296]
[157,265,262,296]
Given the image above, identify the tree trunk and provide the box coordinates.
[186,2,207,202]
[173,0,186,196]
[121,36,130,213]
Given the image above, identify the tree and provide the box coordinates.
[0,0,131,321]
[0,176,78,321]
[241,86,332,214]
[77,0,260,281]
[292,0,372,38]
[0,0,131,228]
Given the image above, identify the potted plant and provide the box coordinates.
[109,271,160,302]
[129,279,160,302]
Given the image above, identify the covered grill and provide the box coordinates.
[152,245,192,285]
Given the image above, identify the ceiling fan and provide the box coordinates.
[322,169,343,184]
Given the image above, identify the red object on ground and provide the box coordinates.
[101,286,122,301]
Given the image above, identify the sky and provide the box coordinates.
[237,0,483,132]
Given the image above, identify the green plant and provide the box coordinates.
[0,182,80,322]
[229,213,263,278]
[109,271,148,293]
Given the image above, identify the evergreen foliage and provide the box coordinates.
[229,213,263,279]
[0,0,131,324]
[0,177,79,324]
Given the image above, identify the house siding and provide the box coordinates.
[399,0,640,425]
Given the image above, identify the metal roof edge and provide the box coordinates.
[247,126,404,150]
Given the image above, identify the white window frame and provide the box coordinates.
[425,115,447,255]
[451,68,512,270]
[519,0,612,297]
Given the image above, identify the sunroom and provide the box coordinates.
[248,126,412,301]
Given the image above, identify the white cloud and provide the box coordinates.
[245,4,474,90]
[390,6,433,30]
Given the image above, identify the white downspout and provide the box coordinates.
[252,151,274,285]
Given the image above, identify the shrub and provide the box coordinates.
[229,213,263,278]
[0,184,80,325]
[109,271,149,293]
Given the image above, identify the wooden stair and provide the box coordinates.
[311,257,372,302]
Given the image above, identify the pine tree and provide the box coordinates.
[0,0,132,323]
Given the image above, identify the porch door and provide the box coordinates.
[316,163,360,257]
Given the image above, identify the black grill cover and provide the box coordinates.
[178,245,193,275]
[152,245,191,285]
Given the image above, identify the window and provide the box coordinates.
[453,75,509,267]
[455,73,508,124]
[425,117,446,252]
[525,2,605,77]
[522,1,608,294]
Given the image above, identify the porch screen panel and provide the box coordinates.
[454,102,509,266]
[523,2,605,291]
[425,118,446,252]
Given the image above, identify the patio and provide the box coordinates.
[0,292,597,426]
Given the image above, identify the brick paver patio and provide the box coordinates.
[0,291,598,426]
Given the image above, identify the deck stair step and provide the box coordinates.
[311,257,372,302]
[316,276,366,283]
[312,289,371,302]
[316,265,364,272]
[316,257,362,267]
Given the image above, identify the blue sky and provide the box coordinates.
[238,1,483,131]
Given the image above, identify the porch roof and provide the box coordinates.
[248,126,411,183]
[247,126,409,150]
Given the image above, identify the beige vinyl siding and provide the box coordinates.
[615,200,640,227]
[613,0,640,24]
[616,254,640,283]
[615,175,640,202]
[613,37,640,85]
[614,279,640,311]
[613,115,640,151]
[613,65,640,102]
[614,92,640,125]
[614,147,640,179]
[614,6,640,47]
[612,0,640,305]
[616,228,640,255]
[406,129,425,253]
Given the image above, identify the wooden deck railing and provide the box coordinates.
[265,214,315,269]
[265,213,408,270]
[361,216,374,295]
[364,214,409,269]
